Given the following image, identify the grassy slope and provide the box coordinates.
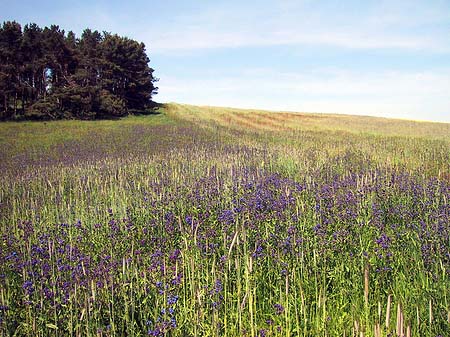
[1,102,448,242]
[0,103,449,336]
[165,103,450,178]
[165,103,450,140]
[1,102,448,183]
[2,102,448,153]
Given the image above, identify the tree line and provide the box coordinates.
[0,21,158,120]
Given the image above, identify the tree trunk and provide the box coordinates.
[13,92,17,118]
[22,91,25,115]
[43,69,47,99]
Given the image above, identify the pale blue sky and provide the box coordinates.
[2,0,450,122]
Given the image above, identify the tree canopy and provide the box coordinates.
[0,21,158,120]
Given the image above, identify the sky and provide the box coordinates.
[1,0,450,122]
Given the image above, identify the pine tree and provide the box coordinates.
[0,22,158,120]
[21,23,44,113]
[102,33,158,113]
[0,21,23,119]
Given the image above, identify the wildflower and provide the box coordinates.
[214,279,223,293]
[274,303,284,315]
[22,280,34,296]
[167,294,179,305]
[148,327,162,336]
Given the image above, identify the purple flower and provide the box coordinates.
[43,287,54,300]
[169,249,181,262]
[214,279,223,293]
[218,209,235,225]
[376,233,391,250]
[148,327,162,336]
[22,280,34,296]
[167,295,179,305]
[274,303,284,315]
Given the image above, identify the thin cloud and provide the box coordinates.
[150,29,438,53]
[146,1,450,53]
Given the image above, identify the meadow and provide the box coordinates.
[0,103,449,336]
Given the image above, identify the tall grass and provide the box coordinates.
[0,104,449,336]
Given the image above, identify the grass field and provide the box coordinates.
[0,103,449,336]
